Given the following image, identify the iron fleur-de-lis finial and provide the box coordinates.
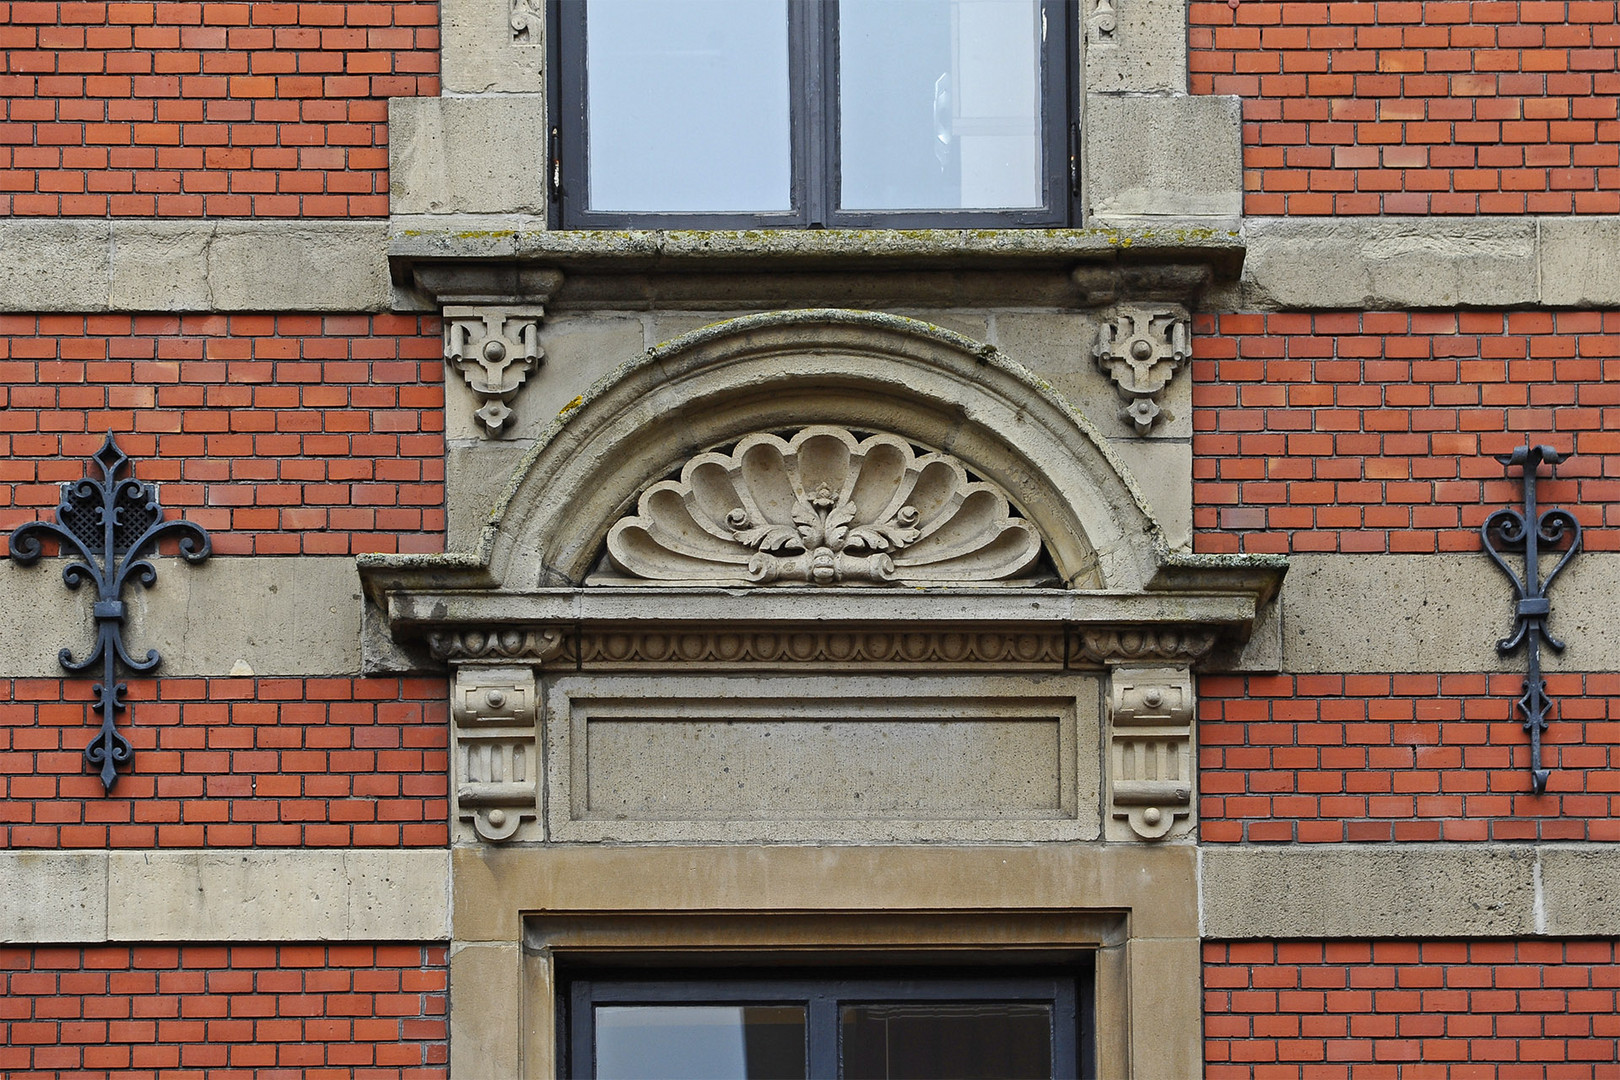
[1480,443,1582,795]
[6,433,211,791]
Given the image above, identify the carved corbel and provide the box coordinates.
[1093,306,1191,435]
[1106,665,1195,841]
[444,305,547,436]
[451,664,540,843]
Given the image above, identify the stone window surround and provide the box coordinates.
[388,4,1253,1076]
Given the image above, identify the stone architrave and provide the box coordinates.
[1092,306,1192,435]
[451,663,542,843]
[603,426,1044,587]
[444,305,546,436]
[1105,665,1195,841]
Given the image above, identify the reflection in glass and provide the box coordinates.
[841,1001,1053,1079]
[840,0,1044,211]
[595,1005,807,1080]
[585,0,792,212]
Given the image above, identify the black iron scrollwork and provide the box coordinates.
[6,434,211,791]
[1480,444,1582,795]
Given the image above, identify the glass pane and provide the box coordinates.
[840,1001,1053,1080]
[595,1005,807,1080]
[585,0,792,213]
[839,0,1045,211]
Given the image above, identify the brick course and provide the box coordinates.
[0,676,450,848]
[0,1,439,217]
[1193,311,1620,555]
[1200,672,1620,843]
[1190,1,1620,215]
[0,943,448,1078]
[1205,939,1620,1078]
[0,313,446,556]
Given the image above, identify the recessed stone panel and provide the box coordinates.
[544,674,1101,843]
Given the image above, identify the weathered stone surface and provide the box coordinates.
[450,943,523,1079]
[440,0,546,94]
[543,673,1101,844]
[108,221,214,310]
[389,95,549,216]
[107,850,450,941]
[1085,94,1243,222]
[0,219,113,309]
[1538,217,1620,307]
[0,851,107,943]
[1084,0,1189,93]
[0,557,363,678]
[1201,846,1537,938]
[1106,439,1191,551]
[207,221,390,311]
[1240,217,1539,309]
[0,220,389,312]
[445,442,537,550]
[1279,553,1620,673]
[1538,846,1620,936]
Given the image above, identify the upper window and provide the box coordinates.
[548,0,1076,228]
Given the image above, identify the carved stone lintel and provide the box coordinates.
[1106,665,1195,841]
[452,664,540,843]
[510,0,543,44]
[431,626,565,665]
[1087,0,1119,46]
[445,305,546,436]
[1093,307,1191,435]
[1072,627,1217,666]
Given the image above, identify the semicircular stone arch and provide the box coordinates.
[482,309,1168,592]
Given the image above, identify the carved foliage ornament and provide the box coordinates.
[445,306,545,436]
[604,426,1044,586]
[1093,307,1191,435]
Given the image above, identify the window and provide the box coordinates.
[548,0,1076,228]
[564,971,1089,1079]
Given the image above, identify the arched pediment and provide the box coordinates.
[479,309,1166,592]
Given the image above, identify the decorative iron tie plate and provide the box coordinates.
[6,434,211,791]
[1481,444,1581,795]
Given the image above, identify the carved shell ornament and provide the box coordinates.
[603,427,1046,586]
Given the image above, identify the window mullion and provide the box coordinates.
[796,0,830,227]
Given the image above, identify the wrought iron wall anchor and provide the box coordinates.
[1481,444,1582,795]
[6,434,211,792]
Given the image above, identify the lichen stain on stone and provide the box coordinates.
[558,395,584,418]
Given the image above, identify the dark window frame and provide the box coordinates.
[546,0,1079,230]
[561,967,1093,1079]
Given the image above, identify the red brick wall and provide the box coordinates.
[1193,311,1620,556]
[0,0,440,217]
[1200,673,1620,843]
[0,313,446,556]
[1190,1,1620,215]
[0,677,450,848]
[1205,940,1620,1078]
[0,943,448,1078]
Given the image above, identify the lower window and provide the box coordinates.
[564,971,1088,1079]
